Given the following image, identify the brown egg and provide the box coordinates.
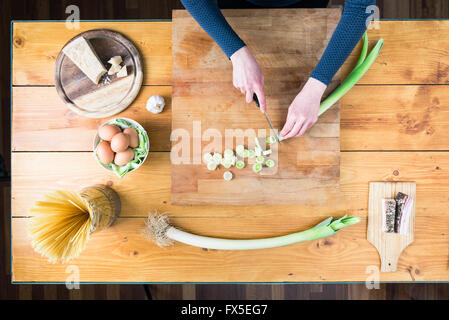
[114,148,135,166]
[110,132,130,152]
[123,128,139,148]
[96,141,114,165]
[98,124,121,141]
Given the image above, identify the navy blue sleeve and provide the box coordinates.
[181,0,246,58]
[310,0,376,86]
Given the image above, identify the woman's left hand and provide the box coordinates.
[280,77,327,139]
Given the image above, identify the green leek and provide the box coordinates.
[318,34,384,117]
[145,214,360,250]
[353,32,369,71]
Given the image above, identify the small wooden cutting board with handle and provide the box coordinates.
[367,181,416,272]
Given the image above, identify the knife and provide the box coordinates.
[253,93,281,144]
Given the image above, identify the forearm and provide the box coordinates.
[310,0,376,86]
[181,0,246,58]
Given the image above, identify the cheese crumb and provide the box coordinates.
[117,66,128,78]
[108,56,123,66]
[108,64,122,75]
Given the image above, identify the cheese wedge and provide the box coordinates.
[63,37,107,84]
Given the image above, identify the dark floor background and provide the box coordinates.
[2,0,449,300]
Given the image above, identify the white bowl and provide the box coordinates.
[93,117,150,177]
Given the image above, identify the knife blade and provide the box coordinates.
[253,93,281,144]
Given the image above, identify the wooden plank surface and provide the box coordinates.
[341,20,449,84]
[11,151,449,281]
[10,152,345,219]
[13,84,449,151]
[12,21,172,85]
[12,21,449,152]
[12,152,449,219]
[12,86,172,152]
[341,85,449,150]
[12,21,449,86]
[171,9,341,205]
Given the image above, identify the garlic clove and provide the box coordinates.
[146,95,165,114]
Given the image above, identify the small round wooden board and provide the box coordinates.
[55,29,143,118]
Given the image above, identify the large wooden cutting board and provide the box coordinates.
[172,9,342,205]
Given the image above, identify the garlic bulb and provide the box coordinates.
[146,95,165,114]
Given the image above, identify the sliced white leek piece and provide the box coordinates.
[213,153,222,163]
[265,159,275,168]
[203,152,213,163]
[221,159,232,169]
[263,149,272,156]
[224,149,234,159]
[241,149,249,158]
[256,156,265,164]
[231,156,237,166]
[207,162,218,171]
[255,146,262,157]
[248,149,256,158]
[253,163,262,173]
[236,145,245,155]
[236,160,245,169]
[223,171,233,181]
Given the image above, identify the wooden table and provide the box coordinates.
[11,16,449,283]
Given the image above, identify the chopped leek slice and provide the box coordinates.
[248,149,256,158]
[256,156,264,164]
[213,153,222,163]
[224,149,234,159]
[236,145,245,155]
[263,149,272,156]
[203,152,213,163]
[265,159,275,168]
[241,149,249,158]
[207,162,218,171]
[223,171,233,181]
[266,136,276,144]
[236,160,245,169]
[255,146,262,156]
[221,159,232,169]
[253,163,262,173]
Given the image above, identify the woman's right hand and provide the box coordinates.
[230,46,267,113]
